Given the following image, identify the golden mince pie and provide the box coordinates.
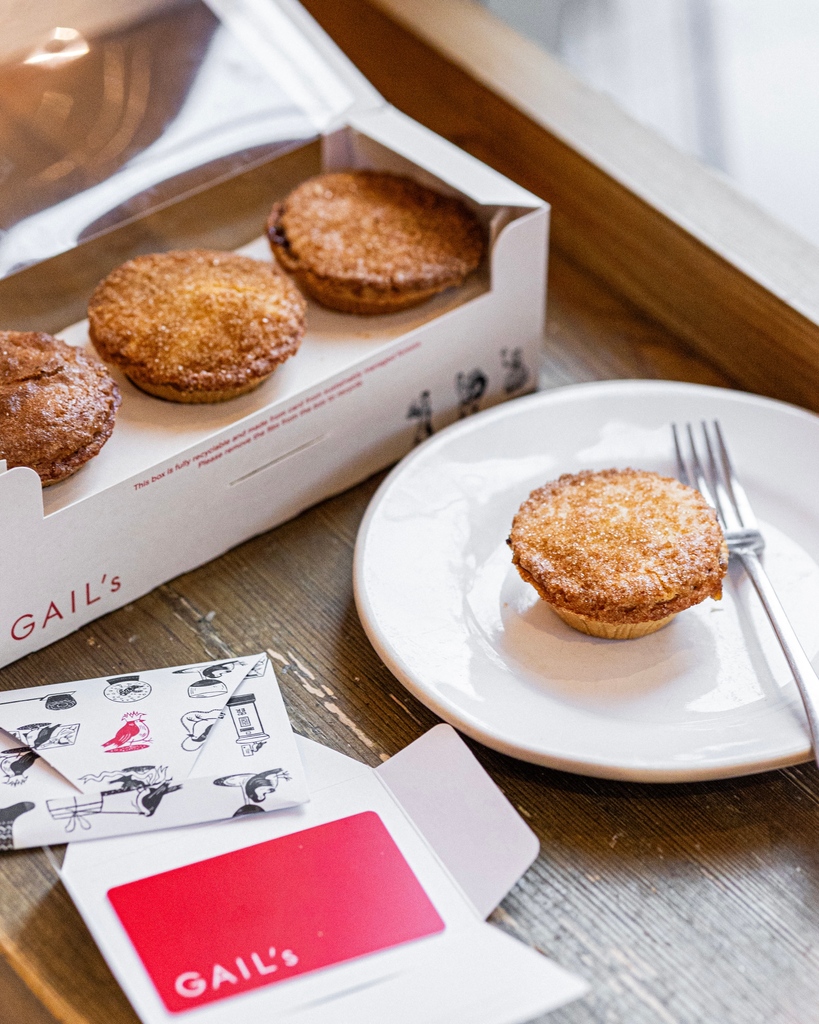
[0,331,120,486]
[88,250,306,403]
[509,468,728,639]
[267,170,485,314]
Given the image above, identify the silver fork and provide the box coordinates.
[673,420,819,762]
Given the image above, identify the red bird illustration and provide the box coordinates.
[102,716,150,750]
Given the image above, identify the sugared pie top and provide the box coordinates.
[509,468,728,624]
[0,331,120,485]
[267,171,485,314]
[88,250,305,398]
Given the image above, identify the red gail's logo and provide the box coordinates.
[103,712,152,753]
[9,574,122,641]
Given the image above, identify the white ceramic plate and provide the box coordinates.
[354,381,819,781]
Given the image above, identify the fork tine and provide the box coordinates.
[702,421,743,532]
[671,424,691,487]
[684,423,718,512]
[713,420,758,529]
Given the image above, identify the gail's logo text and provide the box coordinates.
[9,574,122,641]
[175,947,299,999]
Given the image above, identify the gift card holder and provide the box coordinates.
[62,725,587,1023]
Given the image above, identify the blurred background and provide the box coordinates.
[481,0,819,248]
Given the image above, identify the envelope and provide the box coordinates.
[0,654,308,849]
[61,725,588,1024]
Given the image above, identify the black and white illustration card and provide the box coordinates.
[0,655,308,850]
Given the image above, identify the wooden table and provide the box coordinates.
[2,6,819,1024]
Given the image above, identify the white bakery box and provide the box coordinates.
[0,0,548,669]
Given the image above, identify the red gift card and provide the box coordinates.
[108,811,445,1014]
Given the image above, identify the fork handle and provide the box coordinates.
[736,549,819,759]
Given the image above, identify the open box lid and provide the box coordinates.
[0,0,382,280]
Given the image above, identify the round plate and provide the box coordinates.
[354,381,819,781]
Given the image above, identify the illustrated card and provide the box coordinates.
[0,654,308,849]
[108,811,445,1013]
